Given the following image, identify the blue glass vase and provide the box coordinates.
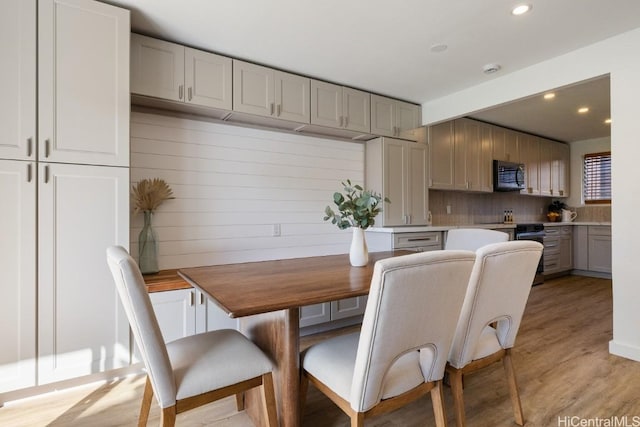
[138,210,159,274]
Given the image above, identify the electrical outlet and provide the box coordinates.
[272,224,281,237]
[446,205,452,214]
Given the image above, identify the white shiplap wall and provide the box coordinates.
[130,112,364,269]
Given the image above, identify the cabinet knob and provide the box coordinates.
[188,87,193,101]
[270,103,275,115]
[179,85,184,100]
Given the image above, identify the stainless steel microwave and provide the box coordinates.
[493,160,525,192]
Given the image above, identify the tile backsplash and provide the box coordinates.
[430,190,551,225]
[429,190,611,225]
[574,205,611,222]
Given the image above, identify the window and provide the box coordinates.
[583,151,611,204]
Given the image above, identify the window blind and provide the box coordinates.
[583,151,611,204]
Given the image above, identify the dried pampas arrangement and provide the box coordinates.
[131,178,174,215]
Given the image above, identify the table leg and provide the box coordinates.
[240,308,301,427]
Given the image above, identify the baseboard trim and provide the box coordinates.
[609,340,640,362]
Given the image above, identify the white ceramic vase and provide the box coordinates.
[349,227,369,267]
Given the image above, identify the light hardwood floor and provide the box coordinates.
[2,275,639,426]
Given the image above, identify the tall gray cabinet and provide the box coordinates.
[0,0,130,401]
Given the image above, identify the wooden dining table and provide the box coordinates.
[178,250,410,427]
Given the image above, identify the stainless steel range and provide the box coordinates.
[515,223,545,285]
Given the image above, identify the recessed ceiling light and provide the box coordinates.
[512,4,532,15]
[578,107,590,114]
[604,118,612,124]
[543,93,555,100]
[482,63,501,74]
[430,43,448,53]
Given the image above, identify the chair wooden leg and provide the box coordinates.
[448,368,466,427]
[138,376,153,427]
[299,371,309,416]
[235,392,244,411]
[260,372,279,427]
[430,380,448,427]
[160,406,177,427]
[503,349,525,426]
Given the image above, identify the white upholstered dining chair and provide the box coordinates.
[444,228,509,251]
[106,246,278,427]
[445,240,543,427]
[300,250,477,427]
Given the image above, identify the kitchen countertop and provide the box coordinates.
[368,222,611,233]
[543,221,611,226]
[367,223,516,233]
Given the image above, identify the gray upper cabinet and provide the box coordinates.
[130,35,420,140]
[185,47,233,110]
[428,121,455,189]
[131,35,184,101]
[131,34,232,110]
[310,81,370,133]
[492,126,519,162]
[233,59,310,124]
[370,94,421,141]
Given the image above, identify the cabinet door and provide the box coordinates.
[554,142,570,197]
[310,80,342,128]
[519,134,540,195]
[330,296,367,321]
[343,87,370,133]
[538,138,554,197]
[492,127,519,162]
[39,0,130,167]
[396,101,421,141]
[588,232,612,273]
[382,139,407,226]
[38,163,130,384]
[370,94,395,137]
[150,289,197,343]
[275,71,310,124]
[185,47,232,110]
[428,122,455,189]
[203,293,239,332]
[233,60,275,117]
[558,235,573,272]
[0,0,36,161]
[406,143,429,225]
[131,34,184,102]
[479,124,493,192]
[573,226,589,270]
[0,160,37,393]
[300,303,331,328]
[453,119,470,190]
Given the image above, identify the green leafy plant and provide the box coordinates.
[323,180,389,230]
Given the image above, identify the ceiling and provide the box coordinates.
[107,0,640,142]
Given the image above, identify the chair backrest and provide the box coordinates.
[106,246,176,408]
[350,250,476,412]
[444,228,509,251]
[448,240,543,369]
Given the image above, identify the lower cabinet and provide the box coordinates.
[543,225,572,275]
[150,289,238,344]
[300,296,368,329]
[574,225,612,274]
